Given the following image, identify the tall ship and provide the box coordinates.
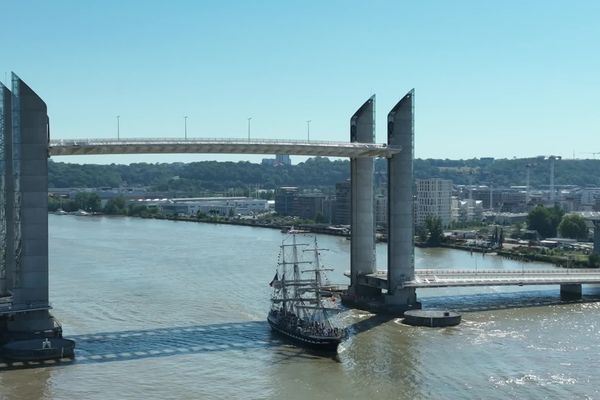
[267,233,347,351]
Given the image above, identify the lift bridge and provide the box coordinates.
[0,73,599,341]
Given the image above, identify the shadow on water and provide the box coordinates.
[348,314,394,334]
[4,290,597,371]
[421,288,600,312]
[0,319,353,371]
[0,320,280,371]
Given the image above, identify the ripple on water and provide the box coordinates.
[4,215,597,400]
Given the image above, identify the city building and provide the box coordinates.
[499,189,528,213]
[261,154,291,166]
[416,178,452,227]
[333,180,351,225]
[581,188,600,210]
[160,197,268,217]
[274,187,299,216]
[375,193,388,229]
[452,198,484,224]
[275,154,291,165]
[293,193,326,221]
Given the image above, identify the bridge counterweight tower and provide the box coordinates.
[385,90,419,310]
[348,96,379,298]
[1,74,57,340]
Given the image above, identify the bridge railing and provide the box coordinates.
[49,137,391,147]
[415,268,600,275]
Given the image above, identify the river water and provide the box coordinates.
[1,215,599,399]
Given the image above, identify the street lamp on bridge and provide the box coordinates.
[184,116,188,140]
[306,120,311,141]
[116,115,120,140]
[247,117,252,141]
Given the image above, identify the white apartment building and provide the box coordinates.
[451,197,484,224]
[416,178,452,227]
[160,197,269,217]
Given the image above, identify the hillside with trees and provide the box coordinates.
[48,157,600,192]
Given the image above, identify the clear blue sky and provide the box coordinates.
[2,0,599,164]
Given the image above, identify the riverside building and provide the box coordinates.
[416,178,452,227]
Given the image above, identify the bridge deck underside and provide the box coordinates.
[358,269,600,289]
[48,139,400,158]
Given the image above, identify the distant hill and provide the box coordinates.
[48,157,600,192]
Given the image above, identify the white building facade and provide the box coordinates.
[416,178,453,227]
[160,197,269,217]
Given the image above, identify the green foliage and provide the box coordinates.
[48,157,351,192]
[314,213,327,224]
[48,196,61,211]
[527,205,564,238]
[75,192,101,212]
[425,216,444,245]
[410,158,600,187]
[103,196,127,215]
[416,225,428,243]
[127,203,148,217]
[49,159,600,192]
[558,214,589,240]
[509,223,523,239]
[589,253,600,268]
[196,211,207,219]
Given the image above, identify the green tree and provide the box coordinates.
[127,203,148,217]
[103,196,127,215]
[48,196,61,211]
[558,214,589,240]
[527,205,564,238]
[589,253,600,268]
[75,192,101,212]
[315,213,327,224]
[425,216,444,246]
[416,225,428,243]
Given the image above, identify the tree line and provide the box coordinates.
[48,157,600,191]
[526,205,590,240]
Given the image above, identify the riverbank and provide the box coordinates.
[53,211,353,238]
[57,211,596,268]
[415,241,598,268]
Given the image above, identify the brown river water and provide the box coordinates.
[0,215,598,399]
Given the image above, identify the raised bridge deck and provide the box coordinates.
[356,269,600,290]
[48,138,400,158]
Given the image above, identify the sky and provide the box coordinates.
[1,0,599,164]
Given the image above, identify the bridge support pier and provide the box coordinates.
[347,96,380,300]
[384,90,420,312]
[593,221,600,255]
[0,74,59,343]
[560,284,582,300]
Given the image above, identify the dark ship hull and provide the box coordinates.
[1,338,76,361]
[267,314,342,351]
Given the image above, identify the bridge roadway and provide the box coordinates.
[48,138,400,158]
[356,269,600,289]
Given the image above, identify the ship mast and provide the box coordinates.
[292,234,300,305]
[301,236,334,321]
[280,241,288,312]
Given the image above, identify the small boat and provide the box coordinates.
[281,226,309,234]
[1,338,76,361]
[267,233,347,351]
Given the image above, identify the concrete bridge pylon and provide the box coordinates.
[347,95,379,298]
[0,74,58,340]
[343,90,421,313]
[385,90,420,311]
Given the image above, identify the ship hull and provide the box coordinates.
[1,338,75,361]
[267,315,341,352]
